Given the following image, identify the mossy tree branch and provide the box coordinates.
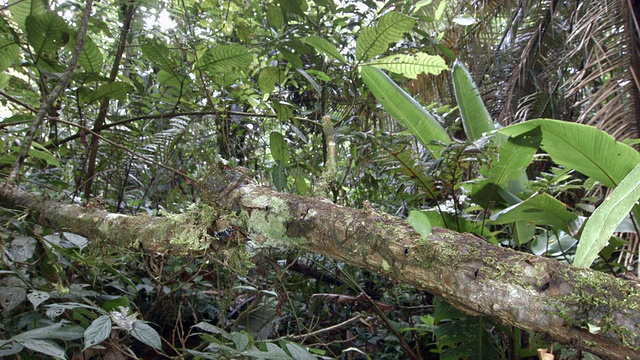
[1,165,639,359]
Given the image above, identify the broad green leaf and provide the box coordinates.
[17,339,65,358]
[452,60,494,141]
[83,315,111,350]
[82,82,133,104]
[277,0,308,17]
[300,36,346,64]
[499,119,640,188]
[9,0,47,31]
[67,33,103,73]
[356,11,415,62]
[269,132,290,164]
[270,161,288,191]
[131,320,162,350]
[574,162,640,268]
[196,45,254,73]
[26,12,69,61]
[365,53,447,79]
[157,69,186,87]
[140,38,177,73]
[15,144,61,167]
[192,322,232,340]
[422,210,496,243]
[285,342,317,360]
[360,66,450,156]
[407,210,432,238]
[259,67,286,94]
[0,38,20,72]
[232,332,250,351]
[242,342,292,359]
[531,231,579,257]
[489,193,579,234]
[0,340,23,356]
[13,323,84,341]
[484,127,541,185]
[267,4,284,28]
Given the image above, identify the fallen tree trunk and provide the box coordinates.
[2,165,639,359]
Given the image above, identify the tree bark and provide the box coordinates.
[2,165,639,359]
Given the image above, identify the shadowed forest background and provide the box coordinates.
[0,0,639,359]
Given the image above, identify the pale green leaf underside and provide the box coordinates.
[356,11,415,62]
[573,162,640,268]
[365,53,447,79]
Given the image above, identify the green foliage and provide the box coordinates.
[499,119,640,189]
[0,0,638,358]
[366,53,448,79]
[451,60,494,141]
[360,66,450,156]
[356,11,416,62]
[574,162,640,267]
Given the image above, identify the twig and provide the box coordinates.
[7,0,94,182]
[282,313,366,341]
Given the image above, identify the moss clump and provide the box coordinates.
[167,202,219,252]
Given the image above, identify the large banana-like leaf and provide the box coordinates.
[25,12,69,61]
[360,66,450,156]
[483,127,541,185]
[499,119,640,188]
[355,11,415,62]
[452,60,494,141]
[574,162,640,268]
[195,45,254,74]
[365,53,447,79]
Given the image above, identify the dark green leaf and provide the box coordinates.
[131,320,162,350]
[270,161,288,191]
[83,315,111,350]
[26,12,69,61]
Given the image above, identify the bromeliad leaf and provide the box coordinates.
[365,53,447,79]
[356,11,415,62]
[300,36,346,64]
[196,45,254,74]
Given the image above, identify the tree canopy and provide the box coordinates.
[0,0,639,359]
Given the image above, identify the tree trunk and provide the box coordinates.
[2,165,639,359]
